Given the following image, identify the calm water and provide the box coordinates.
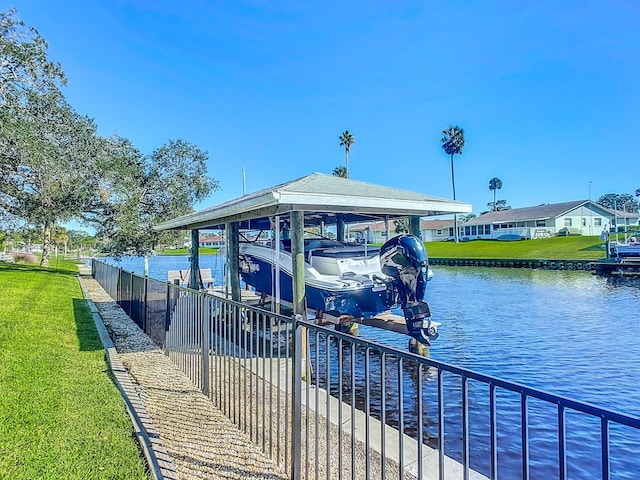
[102,255,640,478]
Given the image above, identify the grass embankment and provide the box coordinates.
[0,260,149,479]
[424,236,606,260]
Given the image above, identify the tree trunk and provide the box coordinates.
[451,154,458,243]
[345,151,349,178]
[40,221,51,267]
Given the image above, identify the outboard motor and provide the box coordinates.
[380,234,438,345]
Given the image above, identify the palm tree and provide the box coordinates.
[440,125,465,243]
[339,130,355,178]
[332,166,347,178]
[489,177,503,211]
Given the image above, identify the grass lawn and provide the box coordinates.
[0,260,150,479]
[424,235,607,260]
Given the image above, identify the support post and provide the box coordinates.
[337,215,346,243]
[290,211,306,317]
[189,229,200,290]
[290,211,308,381]
[410,215,421,239]
[228,222,241,302]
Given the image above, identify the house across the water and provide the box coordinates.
[351,200,639,242]
[462,200,638,241]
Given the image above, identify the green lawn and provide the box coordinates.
[424,235,607,260]
[0,261,149,479]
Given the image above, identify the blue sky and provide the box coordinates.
[11,1,640,219]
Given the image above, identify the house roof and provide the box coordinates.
[156,172,472,231]
[464,200,638,225]
[199,234,224,242]
[464,200,586,225]
[420,219,455,229]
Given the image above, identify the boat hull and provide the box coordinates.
[239,248,392,318]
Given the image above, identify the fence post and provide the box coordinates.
[118,267,123,304]
[164,283,171,355]
[291,315,302,480]
[143,276,148,334]
[201,294,210,396]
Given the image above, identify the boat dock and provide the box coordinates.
[591,258,640,276]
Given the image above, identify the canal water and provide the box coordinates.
[102,255,640,478]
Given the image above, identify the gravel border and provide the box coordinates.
[78,272,288,480]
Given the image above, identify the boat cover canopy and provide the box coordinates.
[155,172,472,232]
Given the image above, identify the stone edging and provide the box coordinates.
[79,277,179,480]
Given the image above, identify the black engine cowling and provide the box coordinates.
[380,234,438,345]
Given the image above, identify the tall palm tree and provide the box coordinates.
[339,130,355,178]
[489,177,503,211]
[440,125,465,243]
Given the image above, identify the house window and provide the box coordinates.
[485,225,491,235]
[594,218,602,227]
[436,229,442,235]
[582,218,587,226]
[564,218,572,227]
[536,220,546,227]
[471,226,477,235]
[449,227,454,236]
[465,226,471,235]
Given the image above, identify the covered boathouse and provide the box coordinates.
[155,172,471,318]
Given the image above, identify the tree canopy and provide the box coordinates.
[597,193,640,213]
[332,166,347,178]
[0,9,219,264]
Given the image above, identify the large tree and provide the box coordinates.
[1,10,219,264]
[489,177,503,211]
[597,193,640,214]
[1,8,67,232]
[338,130,355,179]
[440,125,465,243]
[92,139,219,257]
[1,91,106,266]
[0,9,106,266]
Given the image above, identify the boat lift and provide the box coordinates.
[155,173,471,347]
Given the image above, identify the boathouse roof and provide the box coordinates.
[156,172,472,231]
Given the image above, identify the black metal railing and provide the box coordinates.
[92,259,640,480]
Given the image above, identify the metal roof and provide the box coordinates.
[156,172,472,231]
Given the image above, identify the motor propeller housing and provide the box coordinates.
[380,234,438,345]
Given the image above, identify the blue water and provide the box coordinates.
[100,255,640,478]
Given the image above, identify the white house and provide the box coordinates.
[199,234,225,248]
[349,219,455,243]
[461,200,638,240]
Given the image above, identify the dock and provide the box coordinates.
[591,258,640,276]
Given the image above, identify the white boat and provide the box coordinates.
[237,233,439,345]
[610,236,640,260]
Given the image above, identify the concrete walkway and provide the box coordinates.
[78,269,287,480]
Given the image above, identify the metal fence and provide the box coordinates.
[92,260,640,480]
